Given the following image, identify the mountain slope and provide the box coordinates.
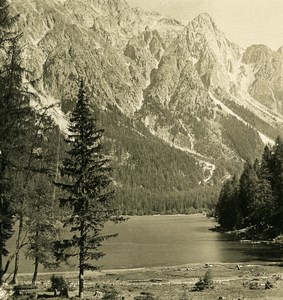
[242,45,283,113]
[8,0,283,212]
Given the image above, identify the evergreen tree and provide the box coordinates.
[21,113,60,284]
[26,175,59,284]
[55,80,121,298]
[215,140,280,237]
[10,106,60,284]
[215,176,240,230]
[3,38,36,285]
[270,137,283,230]
[0,154,14,286]
[0,35,56,285]
[253,144,276,227]
[0,0,17,46]
[239,161,258,226]
[260,145,273,180]
[248,178,275,228]
[0,0,29,286]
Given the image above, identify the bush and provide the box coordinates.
[100,286,119,299]
[193,269,213,291]
[50,275,68,296]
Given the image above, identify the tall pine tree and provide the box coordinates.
[215,176,240,230]
[3,37,36,285]
[55,80,120,298]
[270,137,283,231]
[0,155,14,286]
[238,161,258,227]
[26,175,59,284]
[215,140,280,237]
[0,0,30,286]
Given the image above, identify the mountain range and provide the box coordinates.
[11,0,283,213]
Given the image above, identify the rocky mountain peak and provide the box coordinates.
[241,44,283,113]
[64,0,131,25]
[242,44,274,65]
[191,13,215,26]
[186,12,239,50]
[6,0,283,199]
[186,12,222,39]
[170,12,240,92]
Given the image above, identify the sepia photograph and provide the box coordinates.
[0,0,283,299]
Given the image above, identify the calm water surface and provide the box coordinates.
[8,214,283,273]
[100,214,283,269]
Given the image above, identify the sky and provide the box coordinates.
[127,0,283,50]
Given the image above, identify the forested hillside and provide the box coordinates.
[2,0,283,296]
[5,0,283,216]
[216,136,283,239]
[2,0,283,215]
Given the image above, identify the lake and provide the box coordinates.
[6,214,283,274]
[100,214,283,269]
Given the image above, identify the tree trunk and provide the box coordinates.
[0,247,2,287]
[79,223,85,299]
[79,264,84,299]
[32,228,39,285]
[32,256,39,285]
[0,162,4,287]
[0,199,3,287]
[10,215,23,284]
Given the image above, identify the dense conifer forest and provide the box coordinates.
[1,0,283,294]
[215,136,283,239]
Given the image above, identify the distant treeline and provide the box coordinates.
[215,136,283,239]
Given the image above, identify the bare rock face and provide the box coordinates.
[184,13,241,91]
[8,0,283,189]
[12,0,183,117]
[242,45,283,112]
[124,28,165,78]
[136,13,244,160]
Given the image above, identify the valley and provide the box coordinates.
[2,1,283,299]
[10,0,283,212]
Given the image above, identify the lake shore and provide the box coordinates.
[7,215,283,299]
[13,262,283,300]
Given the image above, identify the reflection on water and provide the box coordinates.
[100,214,283,269]
[9,214,283,273]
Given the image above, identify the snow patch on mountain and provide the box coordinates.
[199,160,216,184]
[29,85,69,133]
[231,92,283,126]
[146,118,216,184]
[169,141,216,184]
[209,91,274,145]
[258,132,275,146]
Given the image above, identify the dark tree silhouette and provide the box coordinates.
[55,80,121,298]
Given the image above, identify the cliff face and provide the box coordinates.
[9,0,283,205]
[242,45,283,113]
[13,0,183,118]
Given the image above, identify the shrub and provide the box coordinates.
[101,286,119,299]
[193,269,213,291]
[50,275,68,296]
